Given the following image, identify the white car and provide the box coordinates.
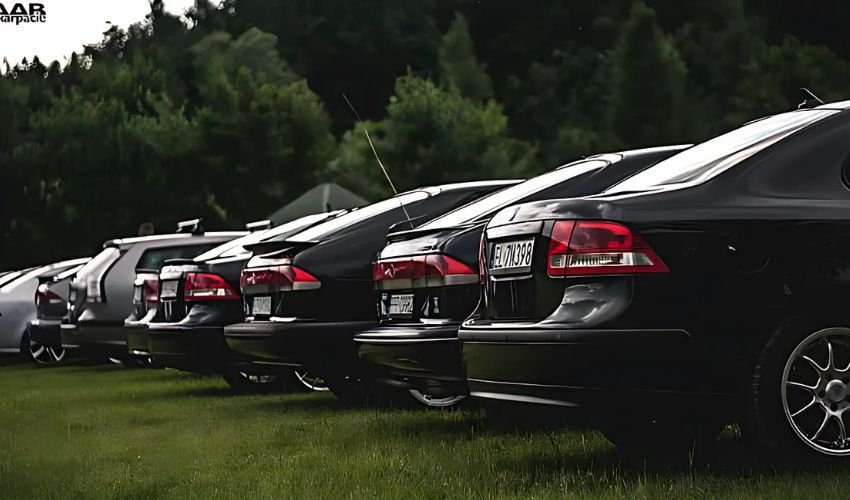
[0,258,90,362]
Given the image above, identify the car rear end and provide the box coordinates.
[27,260,88,361]
[124,269,160,359]
[356,227,480,402]
[459,200,706,410]
[144,214,343,375]
[64,228,243,362]
[224,181,519,390]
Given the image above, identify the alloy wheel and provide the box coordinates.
[782,327,850,456]
[239,372,277,384]
[29,340,65,364]
[408,389,465,408]
[294,370,330,391]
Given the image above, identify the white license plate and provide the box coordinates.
[253,296,272,316]
[160,280,179,299]
[491,239,535,270]
[388,294,414,316]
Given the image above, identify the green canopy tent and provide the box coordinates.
[267,183,368,225]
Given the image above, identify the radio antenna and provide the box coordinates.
[342,93,413,228]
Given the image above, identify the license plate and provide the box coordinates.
[388,294,414,316]
[253,296,272,316]
[160,280,178,299]
[133,285,142,302]
[491,239,535,270]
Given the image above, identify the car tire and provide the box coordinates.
[20,330,66,365]
[745,319,850,463]
[407,390,465,409]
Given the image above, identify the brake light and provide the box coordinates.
[547,220,668,276]
[184,272,240,301]
[36,284,62,307]
[239,266,320,293]
[143,278,159,305]
[373,254,477,290]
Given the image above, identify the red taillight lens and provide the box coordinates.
[239,266,320,293]
[36,284,62,307]
[143,278,158,305]
[373,254,477,290]
[547,220,668,276]
[184,272,240,301]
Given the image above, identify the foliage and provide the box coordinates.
[3,1,850,268]
[330,75,534,200]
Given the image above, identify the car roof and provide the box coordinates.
[105,231,246,248]
[415,179,522,195]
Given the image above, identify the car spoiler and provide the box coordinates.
[243,239,319,257]
[385,223,475,242]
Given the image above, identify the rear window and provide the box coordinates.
[137,243,220,271]
[281,191,430,243]
[0,260,87,293]
[606,109,839,193]
[419,160,609,229]
[193,212,343,261]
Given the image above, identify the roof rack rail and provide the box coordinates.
[176,218,204,235]
[245,220,273,232]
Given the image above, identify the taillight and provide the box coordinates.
[547,220,669,276]
[36,284,62,307]
[373,254,477,290]
[143,278,158,305]
[184,272,240,301]
[85,276,102,302]
[239,266,320,293]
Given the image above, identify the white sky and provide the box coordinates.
[0,0,196,66]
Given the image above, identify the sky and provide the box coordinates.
[0,0,196,66]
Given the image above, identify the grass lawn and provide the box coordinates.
[0,362,847,499]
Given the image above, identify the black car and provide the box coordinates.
[224,181,520,401]
[459,100,850,460]
[61,220,244,363]
[140,212,345,392]
[355,145,688,408]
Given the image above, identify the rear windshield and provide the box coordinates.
[0,260,86,293]
[193,212,342,261]
[606,109,839,193]
[137,243,219,270]
[281,191,430,243]
[419,160,609,229]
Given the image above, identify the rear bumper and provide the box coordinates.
[459,324,728,408]
[61,322,127,354]
[124,319,151,356]
[147,323,228,374]
[28,319,62,348]
[224,319,376,375]
[355,323,466,396]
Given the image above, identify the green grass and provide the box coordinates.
[0,363,847,499]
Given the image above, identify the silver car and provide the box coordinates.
[0,258,90,362]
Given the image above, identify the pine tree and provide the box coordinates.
[439,13,493,102]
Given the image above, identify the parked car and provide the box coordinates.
[1,258,89,362]
[224,180,521,401]
[140,212,346,392]
[355,145,688,408]
[459,100,850,460]
[61,220,244,363]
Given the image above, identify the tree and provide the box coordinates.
[608,2,690,147]
[330,74,535,200]
[439,13,492,101]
